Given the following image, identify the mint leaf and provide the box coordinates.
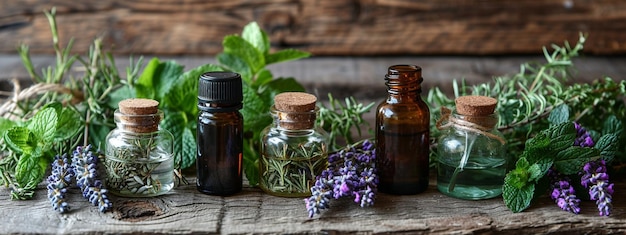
[0,118,16,135]
[217,52,252,83]
[602,115,623,137]
[181,127,196,169]
[554,146,598,175]
[261,77,306,96]
[254,68,273,87]
[107,85,135,109]
[506,157,530,189]
[242,22,270,55]
[163,64,223,117]
[594,134,619,163]
[160,111,187,168]
[136,58,184,100]
[243,139,260,186]
[548,104,570,125]
[266,49,311,65]
[223,35,265,74]
[54,107,82,141]
[27,107,57,142]
[15,153,48,188]
[503,175,535,213]
[5,127,36,154]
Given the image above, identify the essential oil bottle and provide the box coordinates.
[436,96,507,200]
[259,92,329,197]
[376,65,430,195]
[196,72,243,196]
[105,98,175,197]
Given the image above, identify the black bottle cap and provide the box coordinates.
[198,72,243,112]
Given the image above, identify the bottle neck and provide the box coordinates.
[270,106,318,131]
[114,110,163,133]
[385,65,423,98]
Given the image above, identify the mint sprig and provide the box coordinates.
[502,104,622,213]
[1,104,80,199]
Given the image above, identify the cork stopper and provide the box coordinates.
[273,92,318,130]
[454,96,498,128]
[455,96,497,116]
[116,98,161,133]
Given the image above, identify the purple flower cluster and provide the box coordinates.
[548,170,581,214]
[548,122,615,216]
[304,140,378,218]
[46,145,112,213]
[574,122,594,148]
[47,154,74,213]
[72,145,113,213]
[581,159,614,216]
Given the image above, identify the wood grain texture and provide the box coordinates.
[1,177,625,234]
[0,0,625,55]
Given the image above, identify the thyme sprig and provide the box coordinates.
[317,94,375,152]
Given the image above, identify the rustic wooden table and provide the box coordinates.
[1,176,624,234]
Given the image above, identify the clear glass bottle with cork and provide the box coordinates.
[196,71,243,196]
[104,98,175,197]
[376,64,430,195]
[260,92,329,197]
[436,95,508,200]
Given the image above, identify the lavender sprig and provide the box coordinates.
[548,169,580,214]
[574,122,595,148]
[72,145,113,212]
[47,154,74,213]
[305,140,378,218]
[581,159,614,216]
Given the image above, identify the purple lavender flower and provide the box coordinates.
[573,122,595,147]
[304,140,378,218]
[581,160,614,216]
[73,145,113,212]
[47,154,74,213]
[548,169,581,214]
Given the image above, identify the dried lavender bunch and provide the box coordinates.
[72,145,112,212]
[548,169,580,214]
[581,159,614,216]
[47,154,74,213]
[304,140,378,218]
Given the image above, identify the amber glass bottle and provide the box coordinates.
[196,72,243,196]
[376,64,430,195]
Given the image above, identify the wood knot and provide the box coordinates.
[114,200,164,222]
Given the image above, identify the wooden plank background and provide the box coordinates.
[0,0,625,56]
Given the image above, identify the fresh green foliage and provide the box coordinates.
[317,94,376,151]
[427,34,626,164]
[1,105,80,199]
[0,8,141,199]
[122,58,224,172]
[502,106,622,213]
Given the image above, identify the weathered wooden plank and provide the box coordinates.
[1,177,625,234]
[0,0,625,55]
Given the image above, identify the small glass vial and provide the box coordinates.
[196,72,243,196]
[260,92,328,197]
[376,65,430,195]
[436,96,507,200]
[105,98,175,197]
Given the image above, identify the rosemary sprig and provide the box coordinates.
[317,94,375,151]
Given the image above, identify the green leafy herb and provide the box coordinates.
[1,105,79,199]
[502,107,622,213]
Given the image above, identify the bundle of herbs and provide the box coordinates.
[427,34,626,215]
[0,9,374,202]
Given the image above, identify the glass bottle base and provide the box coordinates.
[436,184,501,200]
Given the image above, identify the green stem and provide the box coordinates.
[448,132,476,192]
